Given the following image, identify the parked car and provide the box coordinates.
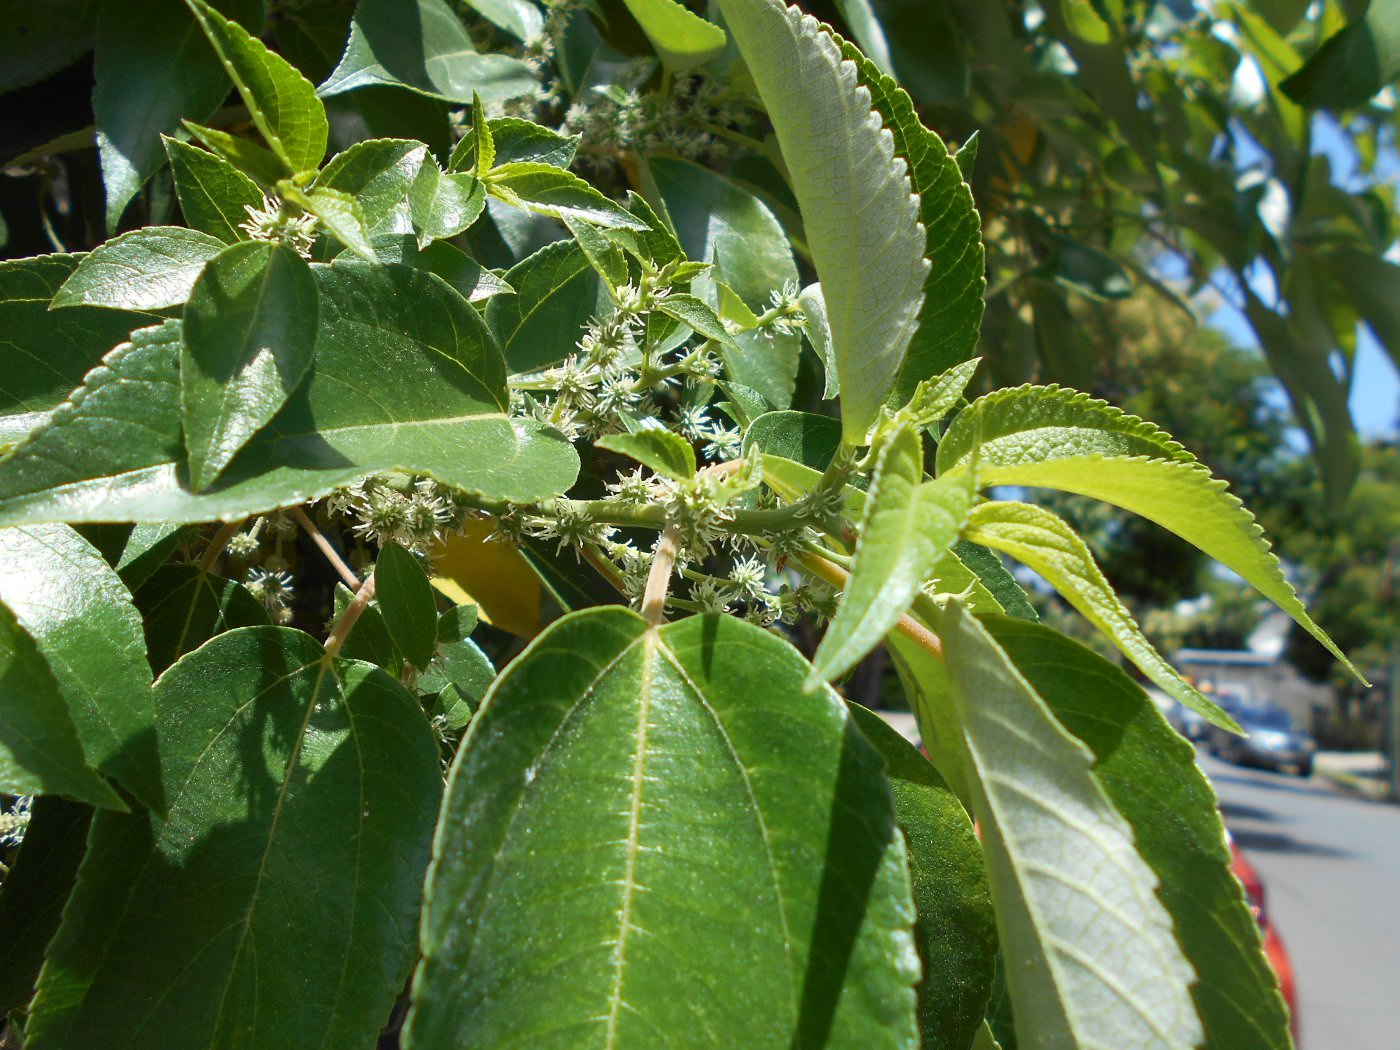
[1208,702,1315,777]
[1230,837,1298,1039]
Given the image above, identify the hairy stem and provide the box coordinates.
[641,523,682,627]
[292,507,361,591]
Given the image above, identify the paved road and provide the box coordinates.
[1200,752,1400,1049]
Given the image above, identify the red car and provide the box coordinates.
[1231,840,1298,1040]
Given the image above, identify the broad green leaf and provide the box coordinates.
[597,428,697,479]
[654,292,741,350]
[0,797,94,1015]
[624,190,685,267]
[948,540,1038,622]
[314,138,430,235]
[835,35,984,404]
[1280,0,1400,110]
[375,543,439,669]
[408,609,919,1048]
[486,239,607,373]
[562,215,630,291]
[368,233,512,301]
[743,410,844,473]
[0,602,122,809]
[187,0,329,173]
[25,627,442,1050]
[810,426,973,685]
[333,582,403,677]
[1326,245,1400,370]
[410,164,487,247]
[319,0,538,104]
[490,162,650,230]
[715,0,926,440]
[418,636,495,714]
[52,226,225,311]
[936,603,1204,1049]
[0,273,577,526]
[133,564,269,674]
[649,157,800,407]
[987,616,1294,1050]
[620,0,727,72]
[448,117,580,172]
[182,120,290,188]
[182,241,321,491]
[436,603,479,643]
[847,704,996,1050]
[296,185,377,261]
[936,384,1191,476]
[0,0,96,95]
[463,0,543,41]
[0,525,158,812]
[113,523,190,590]
[163,137,265,244]
[966,501,1238,732]
[0,255,150,433]
[93,0,263,231]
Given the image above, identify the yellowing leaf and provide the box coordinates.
[432,519,542,638]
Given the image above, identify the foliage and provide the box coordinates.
[0,1,1368,1048]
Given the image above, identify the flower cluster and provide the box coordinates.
[0,794,32,851]
[327,476,476,555]
[240,195,318,258]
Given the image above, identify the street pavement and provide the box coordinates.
[1200,751,1400,1049]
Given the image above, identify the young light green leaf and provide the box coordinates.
[0,524,158,812]
[798,282,839,398]
[486,239,607,373]
[181,120,290,187]
[562,215,630,291]
[0,277,576,526]
[162,136,265,244]
[620,0,728,72]
[489,162,650,230]
[471,93,495,173]
[936,602,1204,1049]
[990,616,1294,1050]
[408,609,919,1048]
[0,255,151,430]
[94,0,263,231]
[319,0,538,104]
[0,601,124,809]
[835,35,985,405]
[810,426,973,686]
[24,627,443,1050]
[966,500,1239,732]
[295,185,377,261]
[409,164,487,247]
[375,543,439,669]
[886,629,969,804]
[902,358,981,430]
[52,226,225,311]
[448,116,580,172]
[182,241,321,491]
[714,0,926,441]
[847,704,996,1050]
[597,428,697,480]
[186,0,328,173]
[133,564,269,673]
[654,292,741,350]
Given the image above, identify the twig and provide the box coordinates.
[324,575,377,659]
[199,519,246,574]
[292,507,361,591]
[641,523,682,627]
[793,551,943,661]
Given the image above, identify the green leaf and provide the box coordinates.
[437,603,479,643]
[939,395,1360,682]
[314,138,430,235]
[0,797,93,1015]
[0,601,123,809]
[811,426,973,685]
[597,428,697,480]
[620,0,727,72]
[486,239,607,373]
[408,609,919,1048]
[448,117,580,172]
[368,233,512,301]
[490,162,650,230]
[133,564,269,674]
[409,165,487,248]
[654,292,741,350]
[966,501,1239,732]
[935,602,1204,1048]
[835,36,984,405]
[743,410,844,473]
[94,0,263,231]
[1047,234,1133,300]
[52,226,226,311]
[948,540,1037,622]
[163,137,266,244]
[182,120,290,187]
[114,523,190,590]
[418,636,495,715]
[0,255,151,433]
[562,215,630,291]
[0,273,577,525]
[463,0,543,42]
[886,629,969,803]
[715,0,926,440]
[0,0,96,95]
[24,627,443,1050]
[375,543,439,669]
[901,358,980,430]
[648,157,801,407]
[986,616,1295,1049]
[333,582,402,676]
[319,0,538,104]
[797,283,839,398]
[0,524,158,812]
[470,93,495,174]
[187,0,329,173]
[1280,0,1400,110]
[182,241,321,491]
[846,704,996,1050]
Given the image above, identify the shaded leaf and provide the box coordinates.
[53,226,225,311]
[134,564,269,674]
[486,239,607,373]
[1280,0,1400,110]
[182,120,290,187]
[410,164,487,247]
[298,185,377,260]
[375,542,439,669]
[0,0,96,95]
[368,233,512,301]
